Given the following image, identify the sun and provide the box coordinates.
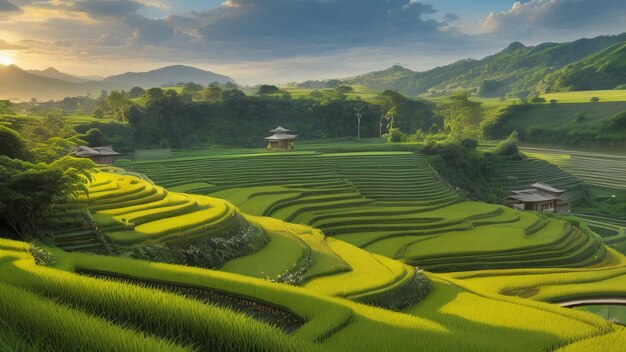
[0,55,13,66]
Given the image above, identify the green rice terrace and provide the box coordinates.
[523,147,626,195]
[2,148,626,351]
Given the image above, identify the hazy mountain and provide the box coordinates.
[102,65,235,89]
[76,74,105,81]
[1,64,234,101]
[348,33,626,97]
[0,65,118,101]
[26,67,89,84]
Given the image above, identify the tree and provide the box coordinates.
[441,91,482,137]
[326,79,342,88]
[197,83,223,102]
[257,85,280,96]
[0,100,14,115]
[353,98,366,140]
[335,84,354,95]
[95,90,134,121]
[0,156,94,239]
[375,90,406,137]
[128,86,146,99]
[182,82,203,95]
[0,125,29,160]
[222,88,246,100]
[496,131,520,157]
[309,90,324,100]
[83,128,105,147]
[608,111,626,131]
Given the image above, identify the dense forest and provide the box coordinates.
[64,86,442,151]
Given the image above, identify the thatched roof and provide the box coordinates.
[70,146,121,157]
[269,126,293,133]
[265,133,298,141]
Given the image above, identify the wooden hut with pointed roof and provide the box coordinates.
[70,146,121,165]
[265,126,297,151]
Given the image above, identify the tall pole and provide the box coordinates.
[354,100,365,140]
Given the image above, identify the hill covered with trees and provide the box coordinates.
[348,33,626,98]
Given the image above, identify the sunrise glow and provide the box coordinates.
[0,55,13,66]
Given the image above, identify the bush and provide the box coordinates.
[29,243,57,266]
[461,138,478,149]
[531,97,546,103]
[608,111,626,131]
[549,99,558,104]
[574,113,587,123]
[590,96,600,102]
[495,131,520,157]
[387,128,402,143]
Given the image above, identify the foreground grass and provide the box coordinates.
[1,238,624,351]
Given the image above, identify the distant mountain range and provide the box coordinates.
[26,67,92,84]
[0,65,235,101]
[101,65,234,90]
[347,33,626,97]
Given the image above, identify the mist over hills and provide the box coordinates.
[1,65,235,101]
[26,67,90,84]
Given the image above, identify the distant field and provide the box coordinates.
[61,114,117,126]
[501,101,626,131]
[540,90,626,103]
[281,85,381,102]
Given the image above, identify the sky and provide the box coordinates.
[1,0,625,84]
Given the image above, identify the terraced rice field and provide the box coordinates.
[493,156,580,192]
[117,151,607,273]
[522,147,626,195]
[3,146,626,351]
[2,233,625,351]
[71,170,425,306]
[72,171,239,245]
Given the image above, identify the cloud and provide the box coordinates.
[148,0,467,59]
[444,13,459,22]
[0,39,25,50]
[0,0,18,11]
[71,0,142,18]
[480,0,626,37]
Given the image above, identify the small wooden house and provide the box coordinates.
[505,182,570,213]
[70,146,121,165]
[265,126,297,151]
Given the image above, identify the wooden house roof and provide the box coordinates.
[531,182,566,194]
[269,126,293,133]
[265,133,298,141]
[70,146,121,157]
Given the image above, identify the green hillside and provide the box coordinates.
[543,42,626,92]
[348,33,626,98]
